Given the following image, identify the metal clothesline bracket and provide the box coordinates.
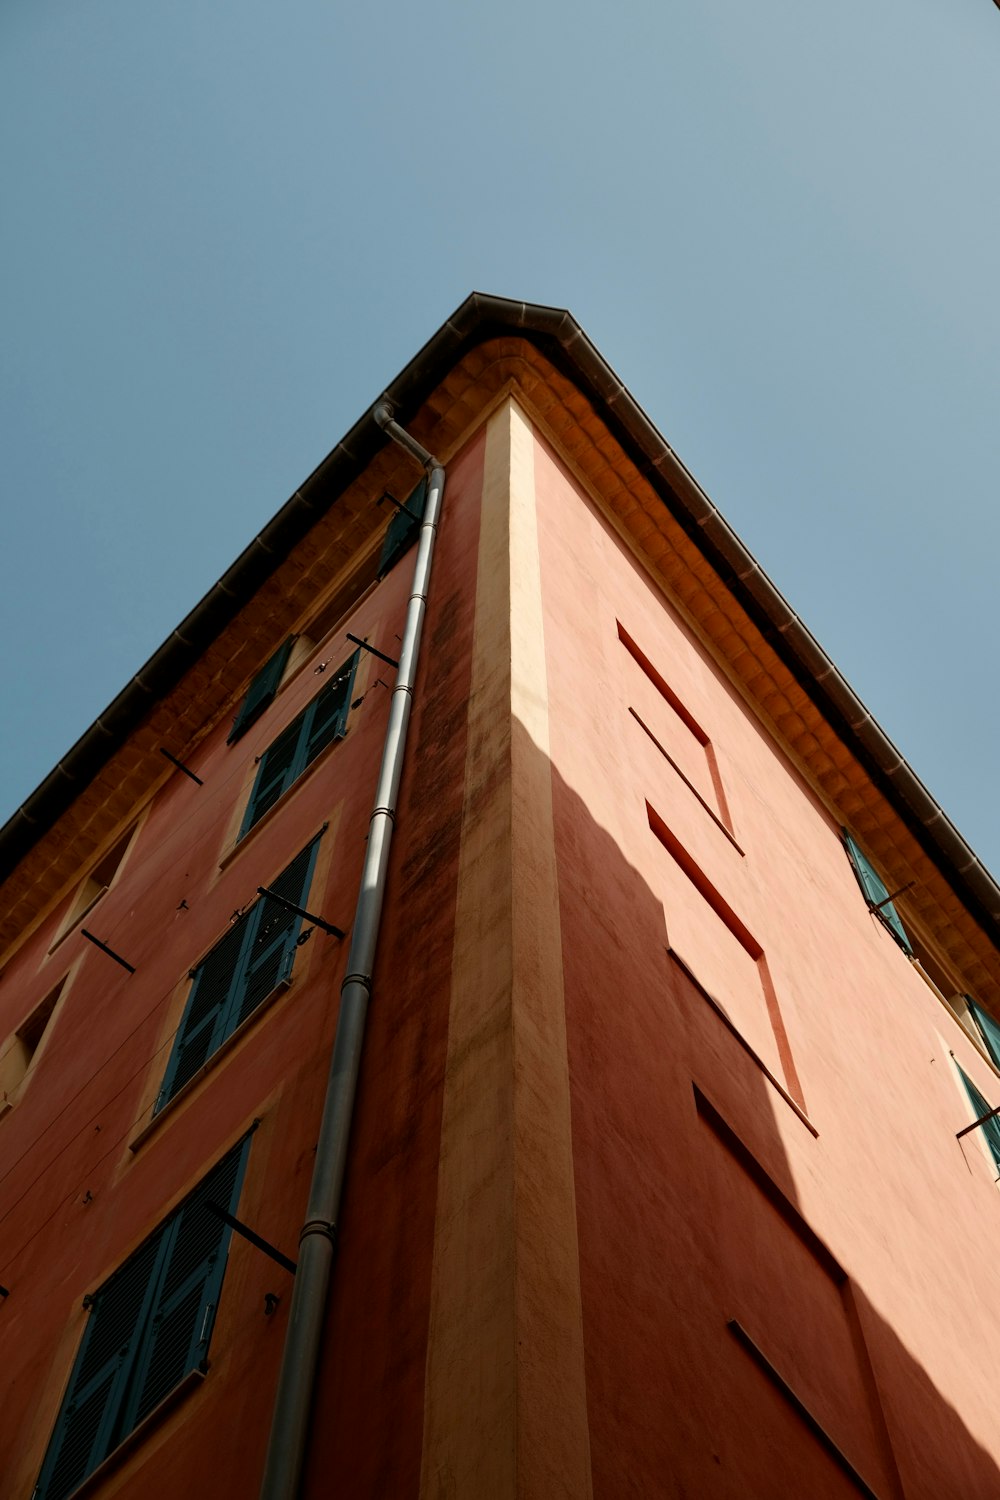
[255,888,345,941]
[204,1203,297,1275]
[376,489,421,523]
[345,633,399,670]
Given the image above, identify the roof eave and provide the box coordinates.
[3,292,997,950]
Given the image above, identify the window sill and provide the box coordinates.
[46,889,107,957]
[219,734,345,871]
[129,979,292,1152]
[60,1366,206,1500]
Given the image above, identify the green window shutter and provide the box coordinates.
[157,921,250,1109]
[35,1136,251,1500]
[304,654,359,768]
[959,1066,1000,1175]
[125,1138,251,1428]
[227,639,295,745]
[377,478,427,579]
[240,657,358,839]
[36,1232,167,1500]
[967,996,1000,1069]
[235,839,320,1027]
[159,837,321,1109]
[841,830,913,955]
[240,717,303,836]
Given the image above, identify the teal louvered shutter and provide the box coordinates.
[228,639,294,744]
[241,715,304,836]
[125,1138,251,1428]
[157,921,250,1110]
[36,1140,251,1500]
[159,838,320,1109]
[377,477,427,578]
[967,996,1000,1069]
[235,839,320,1027]
[35,1230,168,1500]
[959,1067,1000,1174]
[304,654,358,767]
[842,831,913,955]
[239,662,358,841]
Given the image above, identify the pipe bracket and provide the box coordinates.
[299,1218,338,1250]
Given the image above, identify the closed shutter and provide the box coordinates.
[304,655,358,768]
[36,1139,251,1499]
[36,1233,167,1500]
[240,659,358,840]
[159,837,321,1109]
[242,717,302,835]
[157,922,249,1109]
[127,1140,250,1427]
[842,831,913,955]
[377,477,427,578]
[967,996,1000,1069]
[227,639,294,745]
[236,839,320,1027]
[959,1067,1000,1174]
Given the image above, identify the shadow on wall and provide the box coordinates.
[295,703,1000,1499]
[545,736,1000,1500]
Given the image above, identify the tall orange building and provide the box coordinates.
[3,295,1000,1499]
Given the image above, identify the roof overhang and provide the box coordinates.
[2,293,998,994]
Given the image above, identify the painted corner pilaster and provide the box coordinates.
[420,398,591,1499]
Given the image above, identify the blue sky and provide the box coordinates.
[3,0,999,870]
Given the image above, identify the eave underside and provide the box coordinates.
[1,310,997,1010]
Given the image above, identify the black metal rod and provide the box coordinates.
[345,633,399,670]
[956,1103,1000,1140]
[159,748,204,785]
[256,889,345,940]
[872,880,915,912]
[80,931,135,974]
[377,489,421,521]
[205,1203,298,1275]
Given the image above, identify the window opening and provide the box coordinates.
[157,837,322,1111]
[841,831,913,955]
[239,653,358,838]
[0,979,64,1111]
[55,828,137,944]
[34,1134,253,1500]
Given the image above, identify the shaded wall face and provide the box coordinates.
[0,427,486,1499]
[530,425,1000,1498]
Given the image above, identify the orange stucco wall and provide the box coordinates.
[6,389,1000,1500]
[0,427,485,1499]
[532,422,1000,1497]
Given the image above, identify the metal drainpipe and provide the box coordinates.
[259,402,444,1500]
